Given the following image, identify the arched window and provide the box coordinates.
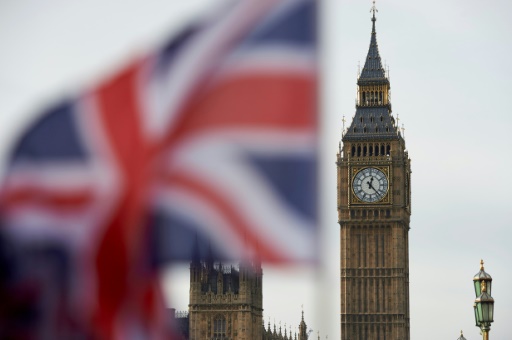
[357,145,361,156]
[351,146,356,157]
[363,145,367,156]
[386,144,391,156]
[213,316,226,339]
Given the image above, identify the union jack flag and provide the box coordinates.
[0,0,317,338]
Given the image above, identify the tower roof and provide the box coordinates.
[343,107,398,141]
[358,2,388,85]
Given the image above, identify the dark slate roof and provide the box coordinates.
[358,16,387,85]
[343,107,399,141]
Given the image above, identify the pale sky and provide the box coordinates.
[1,1,511,339]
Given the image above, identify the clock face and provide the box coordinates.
[352,167,389,203]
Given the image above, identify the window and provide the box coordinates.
[213,316,226,339]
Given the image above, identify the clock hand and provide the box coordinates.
[367,177,376,191]
[368,177,382,198]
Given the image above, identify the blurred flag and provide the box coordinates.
[0,0,317,339]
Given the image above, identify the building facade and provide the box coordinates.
[188,257,263,340]
[178,255,312,340]
[337,5,411,340]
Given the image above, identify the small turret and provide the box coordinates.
[298,309,308,340]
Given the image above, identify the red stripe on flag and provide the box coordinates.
[166,74,316,145]
[92,59,154,338]
[1,187,94,213]
[160,170,287,262]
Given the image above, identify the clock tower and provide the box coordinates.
[337,4,411,339]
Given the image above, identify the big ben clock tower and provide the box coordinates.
[337,3,411,339]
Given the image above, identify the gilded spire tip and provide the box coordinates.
[480,259,484,270]
[371,0,378,21]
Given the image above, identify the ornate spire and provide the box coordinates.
[298,309,308,340]
[371,0,378,32]
[359,0,387,83]
[343,3,401,142]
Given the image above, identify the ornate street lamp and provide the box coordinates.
[473,260,494,340]
[457,330,467,340]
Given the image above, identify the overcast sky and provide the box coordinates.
[1,1,511,339]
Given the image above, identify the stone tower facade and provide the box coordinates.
[188,257,263,340]
[337,5,411,340]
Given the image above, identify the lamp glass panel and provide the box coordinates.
[476,303,483,323]
[474,305,480,327]
[481,302,490,323]
[474,280,481,297]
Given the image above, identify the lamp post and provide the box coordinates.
[473,260,494,340]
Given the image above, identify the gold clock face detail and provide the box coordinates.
[352,167,388,203]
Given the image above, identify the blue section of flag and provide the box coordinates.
[150,211,229,264]
[248,155,317,222]
[155,25,199,77]
[12,100,87,163]
[246,2,316,47]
